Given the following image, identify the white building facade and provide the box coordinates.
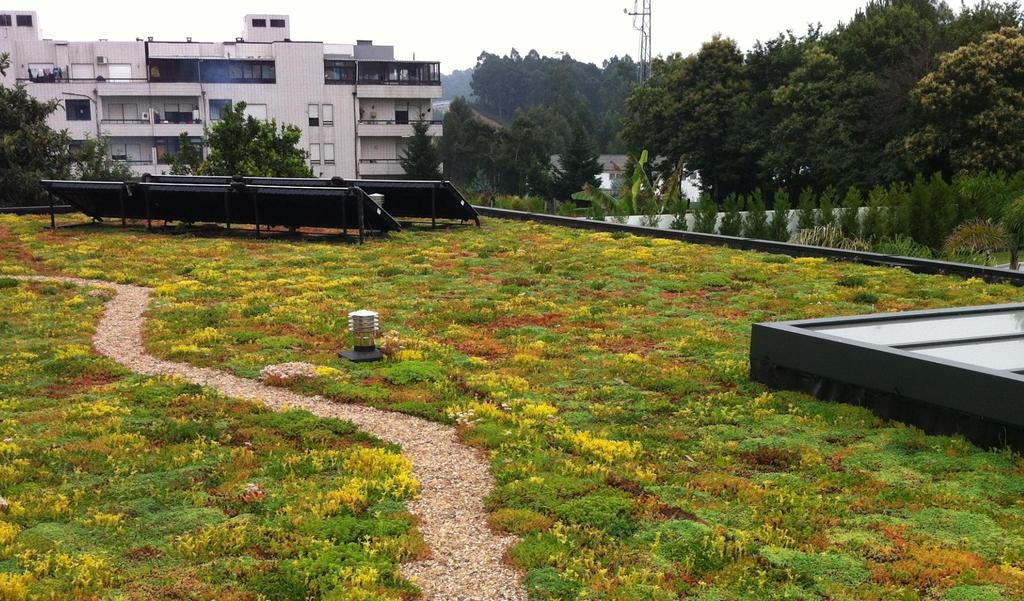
[0,12,443,178]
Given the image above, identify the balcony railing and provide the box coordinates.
[101,118,149,124]
[359,158,402,163]
[359,119,443,125]
[356,77,441,86]
[19,74,149,84]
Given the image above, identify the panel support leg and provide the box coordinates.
[48,192,55,230]
[254,194,260,236]
[341,194,348,239]
[431,186,437,229]
[357,195,365,245]
[119,186,127,227]
[224,189,231,231]
[144,188,152,230]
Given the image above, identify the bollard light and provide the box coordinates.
[339,309,384,362]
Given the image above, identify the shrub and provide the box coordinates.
[525,567,582,599]
[769,191,791,241]
[789,225,870,251]
[719,194,743,237]
[555,490,637,537]
[490,508,553,535]
[381,361,444,385]
[693,193,719,233]
[839,187,862,238]
[874,235,934,258]
[742,189,769,240]
[817,186,837,228]
[837,275,867,288]
[760,547,869,588]
[861,186,887,241]
[797,188,816,231]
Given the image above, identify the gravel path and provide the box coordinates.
[18,275,527,601]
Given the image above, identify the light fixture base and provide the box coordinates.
[339,349,384,363]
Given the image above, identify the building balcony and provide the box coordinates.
[356,84,443,99]
[357,120,442,137]
[98,120,204,138]
[358,158,405,177]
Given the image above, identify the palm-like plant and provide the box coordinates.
[943,197,1024,269]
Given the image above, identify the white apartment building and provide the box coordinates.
[0,11,443,178]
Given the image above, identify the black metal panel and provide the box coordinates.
[336,179,480,223]
[141,175,480,224]
[246,185,400,232]
[750,306,1024,451]
[41,180,401,234]
[39,181,132,220]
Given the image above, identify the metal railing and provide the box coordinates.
[474,206,1024,287]
[101,118,149,124]
[358,119,443,125]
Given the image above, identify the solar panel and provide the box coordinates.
[41,179,401,240]
[140,175,480,225]
[751,304,1024,451]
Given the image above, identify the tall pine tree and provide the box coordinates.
[552,125,601,200]
[400,121,442,180]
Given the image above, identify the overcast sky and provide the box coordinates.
[29,0,991,71]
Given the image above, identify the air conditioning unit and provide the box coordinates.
[141,112,149,121]
[96,56,108,64]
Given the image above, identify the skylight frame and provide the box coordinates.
[750,303,1024,449]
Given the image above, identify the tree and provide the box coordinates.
[623,37,760,199]
[0,52,72,206]
[494,106,569,196]
[552,125,601,200]
[169,132,203,175]
[901,28,1024,175]
[400,120,442,180]
[69,138,134,181]
[439,98,495,187]
[200,102,312,177]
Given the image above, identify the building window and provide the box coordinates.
[110,143,144,163]
[65,99,91,121]
[200,59,275,83]
[324,60,356,84]
[148,58,199,83]
[270,18,285,27]
[209,99,232,121]
[324,144,335,165]
[15,14,31,26]
[157,102,199,124]
[107,64,132,81]
[309,143,321,165]
[395,103,410,125]
[244,104,267,120]
[0,15,11,26]
[308,104,319,127]
[104,102,140,123]
[251,18,266,27]
[322,104,334,126]
[156,137,201,164]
